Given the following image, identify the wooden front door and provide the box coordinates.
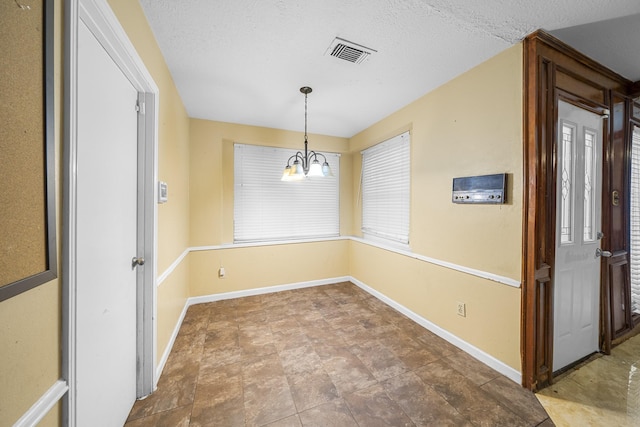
[522,31,638,390]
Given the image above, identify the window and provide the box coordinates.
[559,121,575,244]
[629,125,640,314]
[361,131,410,246]
[583,128,597,242]
[234,143,340,242]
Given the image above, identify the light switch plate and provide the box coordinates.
[158,181,168,203]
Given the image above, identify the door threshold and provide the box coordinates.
[612,322,640,347]
[551,351,602,384]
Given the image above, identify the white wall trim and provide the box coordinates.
[187,276,351,305]
[349,236,521,288]
[157,236,520,290]
[155,275,521,389]
[157,248,189,286]
[350,277,522,384]
[190,236,347,252]
[154,238,521,384]
[12,380,68,427]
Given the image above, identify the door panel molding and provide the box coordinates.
[607,254,630,335]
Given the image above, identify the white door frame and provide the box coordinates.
[63,0,159,424]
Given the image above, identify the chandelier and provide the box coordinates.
[281,86,333,181]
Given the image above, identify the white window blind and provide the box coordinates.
[630,126,640,314]
[234,143,340,242]
[361,131,410,245]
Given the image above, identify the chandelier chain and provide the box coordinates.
[304,91,308,143]
[281,86,332,180]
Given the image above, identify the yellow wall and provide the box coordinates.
[189,119,352,246]
[157,258,191,356]
[0,0,62,425]
[0,1,524,423]
[0,281,62,425]
[349,44,523,370]
[190,241,350,296]
[350,45,523,279]
[185,46,523,371]
[108,0,191,364]
[188,119,352,296]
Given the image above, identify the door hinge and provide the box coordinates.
[136,101,145,114]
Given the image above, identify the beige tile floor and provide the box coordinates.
[536,333,640,427]
[126,282,552,426]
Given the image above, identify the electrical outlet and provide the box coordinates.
[456,302,466,317]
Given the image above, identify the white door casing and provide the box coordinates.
[553,100,604,371]
[64,0,159,425]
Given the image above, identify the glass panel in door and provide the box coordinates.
[560,122,576,245]
[583,129,597,242]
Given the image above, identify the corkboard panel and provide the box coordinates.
[0,0,54,296]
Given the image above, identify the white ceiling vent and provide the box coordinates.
[326,37,377,64]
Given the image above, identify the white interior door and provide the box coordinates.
[76,19,139,425]
[553,100,603,371]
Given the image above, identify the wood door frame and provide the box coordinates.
[522,31,635,390]
[63,0,159,423]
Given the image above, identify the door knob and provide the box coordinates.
[595,248,612,258]
[132,256,145,269]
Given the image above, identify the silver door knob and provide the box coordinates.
[595,248,612,258]
[132,256,145,268]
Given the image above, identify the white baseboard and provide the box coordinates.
[13,379,68,427]
[349,277,522,384]
[187,276,351,305]
[15,272,521,426]
[156,275,521,389]
[155,302,190,385]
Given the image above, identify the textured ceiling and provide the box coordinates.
[139,0,640,138]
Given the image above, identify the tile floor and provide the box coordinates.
[536,333,640,427]
[125,282,552,426]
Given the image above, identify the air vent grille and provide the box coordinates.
[331,44,368,64]
[326,37,376,64]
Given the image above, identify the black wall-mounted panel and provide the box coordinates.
[452,173,506,204]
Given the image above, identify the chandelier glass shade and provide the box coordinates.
[281,86,333,181]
